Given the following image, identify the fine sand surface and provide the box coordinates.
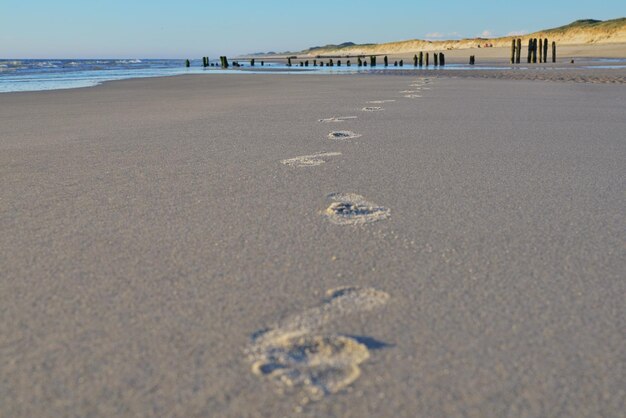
[1,72,625,418]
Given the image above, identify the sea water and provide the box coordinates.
[1,58,624,93]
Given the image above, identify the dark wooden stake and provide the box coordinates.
[511,39,516,64]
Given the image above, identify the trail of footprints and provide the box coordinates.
[250,77,434,401]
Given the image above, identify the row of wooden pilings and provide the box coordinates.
[511,39,557,64]
[185,54,448,69]
[283,53,446,68]
[186,43,556,69]
[185,57,266,69]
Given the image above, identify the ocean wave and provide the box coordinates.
[0,60,23,67]
[34,62,59,68]
[116,59,142,64]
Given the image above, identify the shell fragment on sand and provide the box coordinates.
[328,131,362,140]
[281,152,342,167]
[247,287,390,400]
[323,193,390,225]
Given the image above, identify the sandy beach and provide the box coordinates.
[1,70,625,417]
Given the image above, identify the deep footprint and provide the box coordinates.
[247,287,390,400]
[328,131,362,140]
[281,152,342,167]
[323,193,390,225]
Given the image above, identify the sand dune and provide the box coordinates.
[302,18,626,56]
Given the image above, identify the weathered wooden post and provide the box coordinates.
[419,51,424,67]
[287,57,292,67]
[185,59,190,68]
[347,60,351,66]
[400,59,404,67]
[552,41,556,63]
[469,55,475,65]
[358,57,362,66]
[539,39,543,63]
[532,39,538,63]
[434,52,439,66]
[426,52,429,67]
[527,40,532,63]
[516,39,522,63]
[384,55,388,66]
[337,60,341,66]
[300,61,304,67]
[250,58,255,66]
[394,61,398,67]
[414,54,418,67]
[261,61,264,66]
[371,56,376,67]
[511,39,516,64]
[543,38,548,63]
[439,53,445,66]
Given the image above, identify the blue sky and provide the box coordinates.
[1,1,623,58]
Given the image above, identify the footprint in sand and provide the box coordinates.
[328,131,362,140]
[318,116,358,123]
[361,107,384,112]
[247,286,390,401]
[323,193,390,225]
[281,152,342,167]
[367,100,395,104]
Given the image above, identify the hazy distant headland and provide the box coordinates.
[250,18,626,56]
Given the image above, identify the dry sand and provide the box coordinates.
[1,71,625,417]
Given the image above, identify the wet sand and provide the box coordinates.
[1,72,625,417]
